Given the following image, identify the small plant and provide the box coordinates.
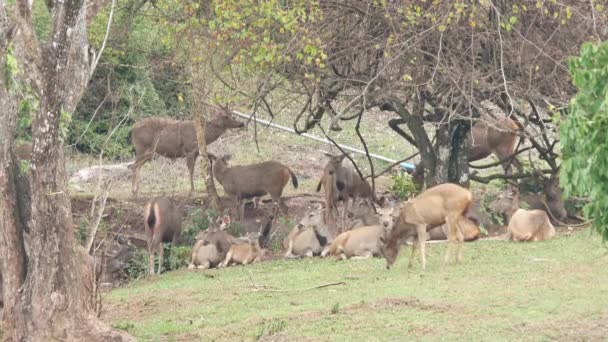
[124,248,148,280]
[330,303,340,315]
[227,221,245,237]
[112,321,135,332]
[163,245,191,271]
[255,319,287,340]
[390,171,417,199]
[181,208,216,246]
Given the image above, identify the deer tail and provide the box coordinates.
[145,200,159,236]
[289,168,299,189]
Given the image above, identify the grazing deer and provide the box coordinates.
[130,108,244,197]
[409,117,521,187]
[506,208,556,242]
[209,154,298,220]
[316,153,379,231]
[382,183,472,270]
[283,206,330,258]
[144,197,182,275]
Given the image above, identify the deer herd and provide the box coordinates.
[130,109,567,276]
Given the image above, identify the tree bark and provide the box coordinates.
[191,64,221,211]
[0,0,130,340]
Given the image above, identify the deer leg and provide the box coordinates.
[148,243,155,275]
[444,215,458,265]
[407,239,418,269]
[157,243,164,275]
[454,218,465,263]
[186,154,196,197]
[351,251,373,260]
[220,251,232,268]
[197,261,210,269]
[284,239,294,258]
[415,225,427,269]
[132,151,153,199]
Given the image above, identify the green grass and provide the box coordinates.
[103,230,608,341]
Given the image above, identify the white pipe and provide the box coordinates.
[231,110,415,170]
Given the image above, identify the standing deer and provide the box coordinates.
[130,108,244,197]
[144,197,182,275]
[209,154,298,220]
[316,153,379,231]
[409,117,521,188]
[383,183,472,270]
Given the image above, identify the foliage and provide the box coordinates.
[124,248,148,280]
[162,245,191,271]
[390,172,418,199]
[561,41,608,241]
[111,321,135,332]
[181,208,216,246]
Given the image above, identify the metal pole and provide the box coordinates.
[232,111,413,167]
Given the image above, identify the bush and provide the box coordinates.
[181,208,217,246]
[390,171,417,199]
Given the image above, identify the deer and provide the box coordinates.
[506,208,556,242]
[408,117,522,188]
[283,205,331,258]
[316,153,379,231]
[208,154,298,221]
[382,183,472,270]
[143,197,182,275]
[321,207,395,260]
[129,107,244,197]
[426,216,480,242]
[219,220,272,267]
[188,215,238,269]
[348,201,397,230]
[519,174,568,224]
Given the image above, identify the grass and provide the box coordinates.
[103,229,608,341]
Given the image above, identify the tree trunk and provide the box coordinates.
[0,0,130,340]
[191,65,221,211]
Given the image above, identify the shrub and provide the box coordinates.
[390,171,417,199]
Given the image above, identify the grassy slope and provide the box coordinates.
[104,230,608,341]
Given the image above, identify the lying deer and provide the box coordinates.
[283,206,330,258]
[349,202,397,230]
[426,216,480,242]
[209,154,298,220]
[130,107,244,197]
[506,208,556,242]
[322,225,389,260]
[219,216,272,267]
[188,215,236,269]
[383,183,472,270]
[144,197,182,275]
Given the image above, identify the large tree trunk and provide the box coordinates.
[0,0,130,340]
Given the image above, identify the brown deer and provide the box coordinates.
[426,216,480,242]
[220,225,272,267]
[143,197,182,275]
[520,175,568,224]
[283,206,330,258]
[130,108,244,197]
[382,183,472,270]
[321,225,390,260]
[209,154,298,220]
[316,153,379,230]
[188,215,237,269]
[506,208,556,242]
[409,117,521,187]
